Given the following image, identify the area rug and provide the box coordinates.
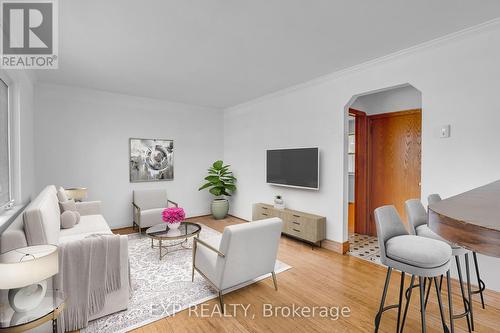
[83,224,292,333]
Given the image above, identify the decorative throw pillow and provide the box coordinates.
[60,211,77,229]
[57,187,68,202]
[59,198,81,224]
[60,199,77,212]
[73,210,81,224]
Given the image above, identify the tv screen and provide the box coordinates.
[266,148,319,189]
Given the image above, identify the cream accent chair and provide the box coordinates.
[132,189,178,232]
[192,217,283,310]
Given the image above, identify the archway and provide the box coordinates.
[343,84,422,261]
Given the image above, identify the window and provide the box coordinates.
[0,78,10,207]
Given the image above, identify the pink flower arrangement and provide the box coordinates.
[162,207,185,224]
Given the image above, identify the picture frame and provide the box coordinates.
[129,138,174,182]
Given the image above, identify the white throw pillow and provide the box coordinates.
[60,211,77,229]
[60,199,76,212]
[59,199,81,224]
[73,210,81,224]
[57,187,68,202]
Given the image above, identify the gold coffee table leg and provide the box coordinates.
[159,239,162,260]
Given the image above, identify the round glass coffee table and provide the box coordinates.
[146,222,201,260]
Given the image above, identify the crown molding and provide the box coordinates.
[225,17,500,112]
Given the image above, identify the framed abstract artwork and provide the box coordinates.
[129,138,174,182]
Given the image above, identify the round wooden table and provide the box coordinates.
[428,180,500,258]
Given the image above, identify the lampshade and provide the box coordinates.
[65,187,88,201]
[0,245,59,290]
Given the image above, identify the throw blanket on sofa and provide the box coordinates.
[54,234,121,332]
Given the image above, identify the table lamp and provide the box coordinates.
[64,187,88,202]
[0,245,58,312]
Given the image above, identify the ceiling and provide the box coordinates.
[36,0,500,108]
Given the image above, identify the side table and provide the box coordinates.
[0,290,65,333]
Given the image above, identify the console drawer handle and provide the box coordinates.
[292,214,300,218]
[262,213,268,216]
[293,221,300,225]
[262,207,268,210]
[292,228,301,232]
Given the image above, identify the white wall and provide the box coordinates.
[224,21,500,290]
[350,85,422,115]
[34,84,223,228]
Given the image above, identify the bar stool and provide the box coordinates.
[428,194,486,311]
[374,205,452,333]
[405,199,473,332]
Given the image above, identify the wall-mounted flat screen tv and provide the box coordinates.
[266,147,319,190]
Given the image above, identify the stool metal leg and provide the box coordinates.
[400,275,415,333]
[396,272,405,332]
[433,276,450,333]
[455,256,472,333]
[419,276,427,333]
[465,253,474,331]
[400,275,448,333]
[375,267,392,332]
[472,252,486,309]
[446,271,455,333]
[424,277,432,309]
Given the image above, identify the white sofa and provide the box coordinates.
[0,185,129,322]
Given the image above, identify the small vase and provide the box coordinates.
[274,198,285,210]
[168,222,181,230]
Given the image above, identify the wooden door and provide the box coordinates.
[368,110,421,235]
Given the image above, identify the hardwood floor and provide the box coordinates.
[112,215,500,333]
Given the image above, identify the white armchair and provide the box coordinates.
[132,189,178,232]
[192,217,283,310]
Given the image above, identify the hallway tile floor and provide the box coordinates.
[348,233,382,265]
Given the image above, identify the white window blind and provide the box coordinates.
[0,79,9,206]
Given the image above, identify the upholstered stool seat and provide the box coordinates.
[374,205,452,333]
[406,197,478,333]
[386,235,451,271]
[415,225,470,256]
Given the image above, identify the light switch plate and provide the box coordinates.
[440,125,450,138]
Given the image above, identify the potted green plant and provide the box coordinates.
[198,160,237,219]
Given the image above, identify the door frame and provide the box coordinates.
[348,108,369,235]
